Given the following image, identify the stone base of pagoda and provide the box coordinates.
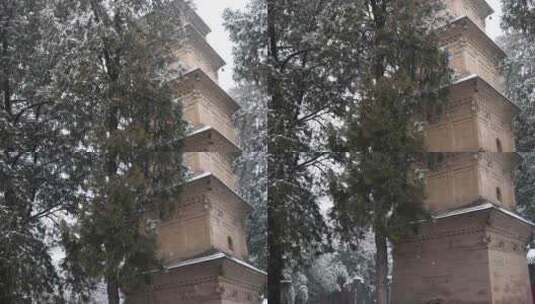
[125,252,266,304]
[391,203,533,304]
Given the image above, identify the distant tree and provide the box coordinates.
[267,152,332,304]
[286,229,376,304]
[232,83,268,270]
[0,1,89,302]
[329,1,451,304]
[501,33,535,152]
[516,153,535,223]
[225,1,364,302]
[57,1,186,303]
[500,32,535,222]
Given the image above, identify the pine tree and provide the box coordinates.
[225,1,364,302]
[267,152,332,304]
[56,1,186,303]
[500,32,535,222]
[0,1,89,302]
[232,83,268,270]
[329,1,451,304]
[501,33,535,152]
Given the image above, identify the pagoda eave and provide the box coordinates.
[125,252,265,304]
[185,172,255,212]
[440,15,506,59]
[450,74,520,113]
[473,0,494,18]
[177,0,212,37]
[433,201,535,227]
[176,68,240,113]
[166,251,267,276]
[184,125,240,153]
[185,25,226,70]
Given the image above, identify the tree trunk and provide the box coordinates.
[267,155,283,304]
[2,31,12,116]
[267,0,283,302]
[268,213,283,304]
[0,263,14,304]
[375,231,389,304]
[107,278,120,304]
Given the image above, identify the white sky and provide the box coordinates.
[193,0,247,91]
[487,0,503,39]
[193,0,505,91]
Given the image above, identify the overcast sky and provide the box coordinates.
[193,0,247,91]
[193,0,505,91]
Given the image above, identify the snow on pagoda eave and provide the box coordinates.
[184,125,240,153]
[473,0,494,19]
[185,24,226,70]
[439,15,506,59]
[433,201,535,226]
[184,172,254,212]
[176,68,240,113]
[450,74,521,113]
[165,251,267,276]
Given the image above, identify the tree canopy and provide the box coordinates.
[56,1,187,303]
[0,1,90,302]
[329,1,451,303]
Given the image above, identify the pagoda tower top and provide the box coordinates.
[176,0,211,37]
[443,0,494,30]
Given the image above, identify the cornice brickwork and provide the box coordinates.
[126,258,265,304]
[392,209,533,303]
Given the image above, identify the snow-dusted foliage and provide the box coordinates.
[501,33,535,152]
[309,254,350,294]
[0,1,91,302]
[2,1,188,303]
[502,0,535,37]
[328,1,451,303]
[285,229,376,304]
[224,0,363,151]
[55,1,188,303]
[232,83,268,270]
[225,0,370,300]
[516,153,535,223]
[499,32,535,226]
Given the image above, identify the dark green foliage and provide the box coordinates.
[331,153,429,243]
[226,0,363,151]
[237,151,268,270]
[501,33,535,153]
[267,152,332,304]
[0,1,89,302]
[516,153,535,222]
[500,32,535,224]
[232,83,268,270]
[502,0,535,37]
[56,1,187,302]
[226,1,364,302]
[329,1,451,303]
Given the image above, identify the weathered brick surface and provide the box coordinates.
[127,2,265,303]
[392,209,532,304]
[425,153,517,213]
[394,2,533,303]
[425,78,516,153]
[125,258,265,304]
[441,0,493,31]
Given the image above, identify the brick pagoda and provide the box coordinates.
[126,2,266,303]
[392,1,534,303]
